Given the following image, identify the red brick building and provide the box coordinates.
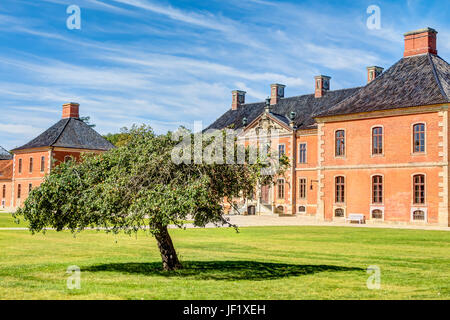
[0,146,13,209]
[2,102,114,210]
[208,28,450,227]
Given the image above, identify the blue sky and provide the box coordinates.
[0,0,449,149]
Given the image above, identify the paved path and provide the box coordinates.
[192,215,450,231]
[1,215,449,231]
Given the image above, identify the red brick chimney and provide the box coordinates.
[270,83,285,105]
[62,102,80,119]
[231,90,246,110]
[404,28,437,57]
[314,75,331,98]
[367,66,384,84]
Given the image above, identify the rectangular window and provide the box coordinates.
[299,178,307,199]
[372,127,383,155]
[28,183,33,193]
[17,184,21,199]
[277,179,285,200]
[18,159,22,174]
[335,176,345,203]
[40,156,45,172]
[2,185,5,198]
[29,157,33,173]
[372,175,383,203]
[335,130,345,156]
[413,124,425,153]
[278,144,285,160]
[299,143,307,163]
[413,174,425,204]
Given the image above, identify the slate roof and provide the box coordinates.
[318,54,450,117]
[12,118,115,152]
[0,146,12,160]
[0,159,13,180]
[206,87,361,131]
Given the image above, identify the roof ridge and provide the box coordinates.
[428,54,449,101]
[240,86,363,108]
[50,118,71,147]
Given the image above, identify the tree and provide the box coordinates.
[15,125,288,271]
[79,116,96,128]
[103,127,132,147]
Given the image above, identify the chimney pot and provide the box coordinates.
[314,75,331,98]
[404,27,437,57]
[270,83,286,105]
[62,102,80,119]
[231,90,246,110]
[366,66,384,84]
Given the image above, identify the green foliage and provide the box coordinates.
[79,116,96,128]
[103,127,132,147]
[15,125,288,237]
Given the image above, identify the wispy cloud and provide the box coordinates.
[0,0,448,150]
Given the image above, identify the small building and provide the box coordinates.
[0,146,13,209]
[5,102,114,209]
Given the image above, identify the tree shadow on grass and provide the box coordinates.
[84,261,363,281]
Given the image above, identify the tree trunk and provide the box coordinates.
[154,224,182,271]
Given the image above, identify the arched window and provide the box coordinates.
[372,127,383,155]
[413,174,425,204]
[276,206,284,214]
[372,209,383,219]
[335,176,345,203]
[298,206,306,213]
[335,208,344,217]
[335,130,345,156]
[413,210,425,221]
[64,156,72,162]
[413,123,425,153]
[372,175,383,203]
[277,179,285,200]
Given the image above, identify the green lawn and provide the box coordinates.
[0,210,27,228]
[0,224,448,299]
[0,211,192,228]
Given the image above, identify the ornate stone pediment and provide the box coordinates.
[240,112,292,139]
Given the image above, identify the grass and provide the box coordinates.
[0,211,192,228]
[0,210,27,228]
[0,224,449,299]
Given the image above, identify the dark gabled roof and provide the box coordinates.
[206,87,361,131]
[318,54,450,118]
[0,146,12,160]
[12,118,115,152]
[269,112,291,127]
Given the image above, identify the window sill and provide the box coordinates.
[411,152,427,156]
